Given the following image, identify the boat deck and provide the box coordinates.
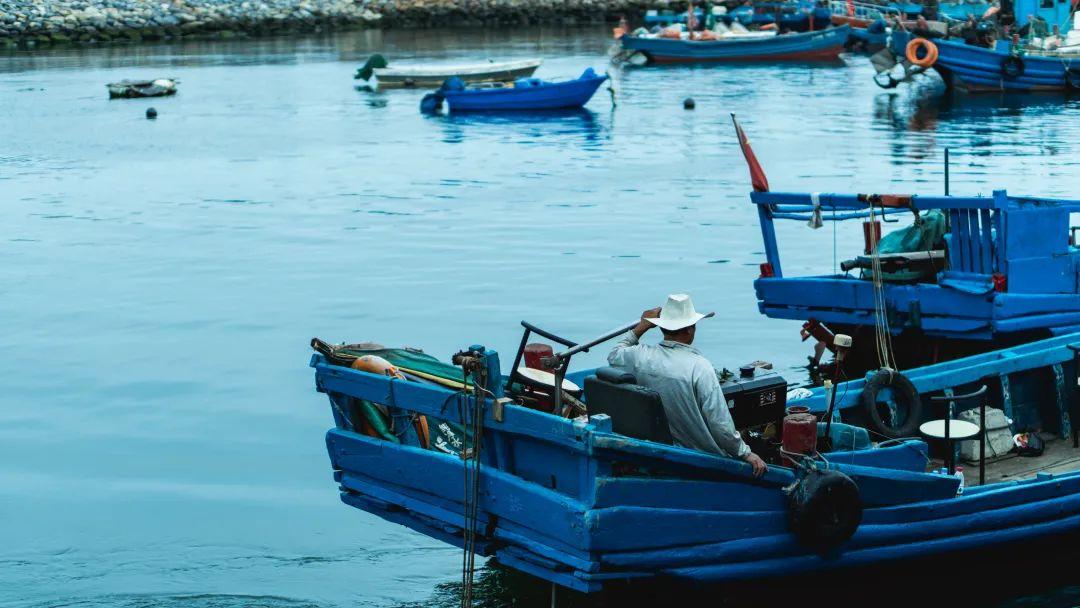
[941,435,1080,487]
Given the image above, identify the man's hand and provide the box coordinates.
[744,452,767,478]
[633,307,662,337]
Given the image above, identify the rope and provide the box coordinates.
[460,362,493,608]
[868,203,897,372]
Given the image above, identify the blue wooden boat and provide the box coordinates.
[752,189,1080,372]
[420,69,608,113]
[310,321,1080,593]
[729,1,833,31]
[890,31,1080,92]
[619,25,850,63]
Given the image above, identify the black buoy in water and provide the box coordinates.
[146,107,158,119]
[683,97,695,110]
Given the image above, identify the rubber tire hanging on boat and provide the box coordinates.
[787,468,862,550]
[860,369,923,439]
[1066,68,1080,90]
[1000,55,1025,80]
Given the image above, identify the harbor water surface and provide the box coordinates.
[2,27,1080,608]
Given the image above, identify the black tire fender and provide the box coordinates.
[1066,68,1080,90]
[860,369,923,438]
[1001,55,1025,79]
[787,468,863,550]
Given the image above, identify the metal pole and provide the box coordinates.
[944,148,950,196]
[945,416,953,475]
[979,397,986,485]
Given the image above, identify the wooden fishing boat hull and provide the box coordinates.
[427,71,608,112]
[311,329,1080,592]
[892,33,1078,92]
[372,59,542,89]
[619,26,850,63]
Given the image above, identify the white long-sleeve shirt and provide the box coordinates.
[607,332,750,458]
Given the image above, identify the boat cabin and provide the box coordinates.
[753,190,1080,370]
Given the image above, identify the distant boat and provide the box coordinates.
[106,78,178,99]
[891,31,1080,92]
[355,54,543,89]
[619,25,850,63]
[419,69,608,113]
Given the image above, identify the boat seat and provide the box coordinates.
[585,367,673,444]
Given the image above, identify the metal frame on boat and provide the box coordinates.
[752,190,1080,373]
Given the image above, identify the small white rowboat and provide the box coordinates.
[355,54,543,89]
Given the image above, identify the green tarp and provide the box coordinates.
[861,210,947,282]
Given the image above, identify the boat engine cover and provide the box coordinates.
[787,468,862,551]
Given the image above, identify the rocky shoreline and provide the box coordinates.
[0,0,652,48]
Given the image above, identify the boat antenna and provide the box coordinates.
[944,147,950,196]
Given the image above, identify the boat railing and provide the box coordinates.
[827,0,896,21]
[752,190,1080,281]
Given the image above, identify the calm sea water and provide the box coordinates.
[2,27,1079,608]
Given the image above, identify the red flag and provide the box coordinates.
[731,114,770,193]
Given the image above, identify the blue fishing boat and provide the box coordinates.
[309,320,1080,592]
[751,187,1080,371]
[889,31,1080,92]
[619,25,850,63]
[307,118,1080,592]
[420,69,608,113]
[729,1,834,31]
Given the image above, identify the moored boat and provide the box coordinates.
[309,322,1080,592]
[419,69,609,113]
[106,78,178,99]
[888,31,1080,92]
[355,54,543,89]
[619,25,850,63]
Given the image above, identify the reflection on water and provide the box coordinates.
[1,26,1078,608]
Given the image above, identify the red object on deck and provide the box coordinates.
[759,262,775,278]
[863,220,882,255]
[523,343,554,370]
[782,411,818,467]
[993,272,1008,293]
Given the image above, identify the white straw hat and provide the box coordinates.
[647,294,715,331]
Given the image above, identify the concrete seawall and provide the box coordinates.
[0,0,653,48]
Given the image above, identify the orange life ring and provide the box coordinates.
[905,38,938,68]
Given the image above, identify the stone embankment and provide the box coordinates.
[0,0,653,48]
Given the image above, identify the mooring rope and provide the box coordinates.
[460,363,492,608]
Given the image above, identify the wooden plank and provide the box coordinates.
[592,477,787,512]
[601,482,1080,571]
[664,511,1080,583]
[965,209,981,274]
[954,208,970,272]
[757,204,783,278]
[980,208,994,273]
[789,333,1080,413]
[316,358,588,450]
[328,429,592,549]
[584,505,789,550]
[996,293,1080,318]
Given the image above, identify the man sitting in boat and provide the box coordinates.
[607,293,768,477]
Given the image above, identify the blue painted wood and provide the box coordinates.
[665,511,1080,582]
[429,69,608,112]
[980,208,993,274]
[753,188,1080,340]
[600,488,1080,570]
[313,337,1080,593]
[618,26,849,62]
[789,332,1080,413]
[891,32,1076,92]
